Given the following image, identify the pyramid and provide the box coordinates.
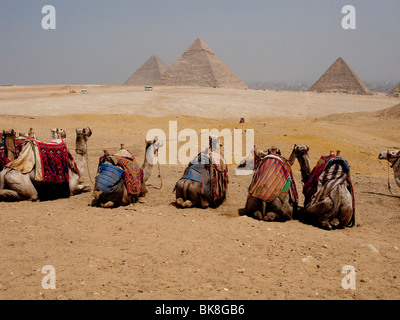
[390,83,400,97]
[124,55,168,85]
[156,38,247,89]
[309,57,370,95]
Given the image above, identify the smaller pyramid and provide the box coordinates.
[124,55,168,85]
[390,83,400,97]
[309,57,370,95]
[156,38,247,89]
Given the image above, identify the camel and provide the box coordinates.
[91,138,163,208]
[0,127,92,201]
[289,144,355,230]
[241,146,298,222]
[1,129,37,171]
[50,128,66,142]
[378,149,400,190]
[175,136,228,209]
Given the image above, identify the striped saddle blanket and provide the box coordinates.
[248,154,298,203]
[303,155,355,211]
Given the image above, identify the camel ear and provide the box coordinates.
[307,146,309,151]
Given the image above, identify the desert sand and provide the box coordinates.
[0,85,399,300]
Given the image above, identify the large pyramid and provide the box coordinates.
[156,38,247,89]
[309,57,370,95]
[390,83,400,97]
[124,55,168,85]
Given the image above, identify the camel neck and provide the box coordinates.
[297,154,311,183]
[75,136,87,176]
[142,147,154,183]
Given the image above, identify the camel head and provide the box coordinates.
[76,127,92,138]
[293,144,309,155]
[144,137,164,166]
[288,144,309,165]
[3,129,16,138]
[75,127,92,155]
[51,128,66,141]
[379,150,400,165]
[267,145,281,155]
[3,129,17,161]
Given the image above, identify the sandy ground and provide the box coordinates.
[0,85,399,300]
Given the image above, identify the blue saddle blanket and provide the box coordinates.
[180,163,211,197]
[95,163,124,193]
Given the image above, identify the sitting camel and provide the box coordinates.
[175,136,229,209]
[378,150,400,190]
[289,144,355,230]
[91,138,163,208]
[0,128,92,201]
[241,145,298,221]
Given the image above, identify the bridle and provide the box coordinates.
[386,150,400,195]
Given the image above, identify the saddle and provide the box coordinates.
[248,154,298,204]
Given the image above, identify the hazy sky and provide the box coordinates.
[1,0,399,85]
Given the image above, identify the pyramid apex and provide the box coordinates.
[186,38,214,54]
[156,38,247,89]
[123,55,168,85]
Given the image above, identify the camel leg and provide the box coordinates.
[244,196,263,220]
[305,197,335,230]
[0,189,25,201]
[71,183,91,195]
[200,197,209,209]
[176,197,184,207]
[101,201,115,208]
[254,211,263,220]
[182,200,193,208]
[264,212,279,221]
[175,180,185,200]
[337,184,354,228]
[264,198,293,222]
[0,170,38,201]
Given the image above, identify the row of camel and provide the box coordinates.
[1,128,399,230]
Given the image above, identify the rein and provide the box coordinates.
[147,149,163,190]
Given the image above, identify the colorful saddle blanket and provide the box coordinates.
[303,155,355,215]
[96,149,144,197]
[248,154,298,203]
[177,150,229,203]
[95,163,124,194]
[36,140,70,184]
[180,163,211,199]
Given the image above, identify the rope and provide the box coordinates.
[147,152,163,190]
[85,152,95,186]
[387,161,393,195]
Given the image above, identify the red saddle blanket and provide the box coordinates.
[36,140,70,184]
